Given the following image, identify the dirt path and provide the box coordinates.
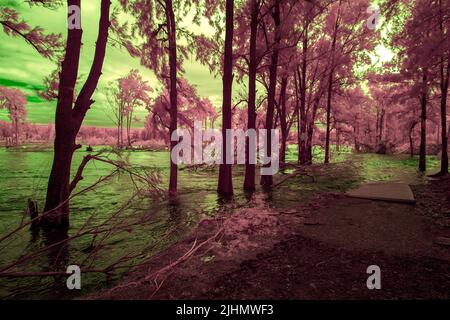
[93,179,450,300]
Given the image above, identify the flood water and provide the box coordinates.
[0,146,440,299]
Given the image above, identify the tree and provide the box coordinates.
[243,0,260,191]
[437,0,449,175]
[0,5,62,60]
[0,86,27,145]
[217,0,235,196]
[107,70,152,148]
[324,1,341,164]
[145,77,216,141]
[118,0,194,196]
[260,0,281,187]
[42,0,111,229]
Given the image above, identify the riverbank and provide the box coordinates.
[91,163,450,300]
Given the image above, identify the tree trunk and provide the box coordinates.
[324,69,334,164]
[306,98,319,164]
[42,0,110,229]
[294,72,301,164]
[298,25,308,165]
[117,114,120,147]
[14,119,19,145]
[126,112,131,147]
[278,77,288,165]
[324,42,337,163]
[380,110,385,142]
[336,128,340,152]
[419,71,427,172]
[244,0,259,192]
[439,80,448,174]
[324,4,340,164]
[409,126,414,158]
[165,0,178,196]
[218,0,234,196]
[260,0,280,187]
[438,0,449,175]
[375,110,380,145]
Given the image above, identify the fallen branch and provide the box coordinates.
[105,227,224,298]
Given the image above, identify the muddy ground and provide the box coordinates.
[91,176,450,300]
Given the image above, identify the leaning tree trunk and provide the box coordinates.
[419,71,428,172]
[243,0,259,192]
[42,0,110,229]
[165,0,178,196]
[218,0,234,196]
[260,0,280,187]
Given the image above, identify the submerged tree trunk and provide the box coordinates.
[218,0,234,196]
[419,71,428,172]
[42,0,110,229]
[260,0,280,187]
[244,0,259,192]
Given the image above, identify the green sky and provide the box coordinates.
[0,1,394,128]
[0,0,223,127]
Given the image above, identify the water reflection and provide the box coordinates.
[0,150,441,299]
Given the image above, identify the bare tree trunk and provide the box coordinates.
[324,71,334,164]
[298,23,308,165]
[336,128,340,152]
[244,0,259,192]
[278,77,288,165]
[117,115,120,147]
[260,0,280,187]
[14,119,19,145]
[294,72,301,164]
[419,71,428,172]
[324,28,339,163]
[42,0,110,229]
[218,0,234,196]
[375,110,380,145]
[324,4,340,164]
[409,125,414,158]
[306,98,319,164]
[380,109,385,142]
[438,0,449,175]
[164,0,178,196]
